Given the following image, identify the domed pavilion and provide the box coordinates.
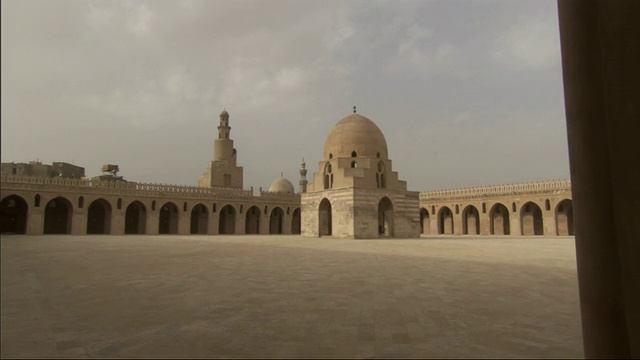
[301,111,420,238]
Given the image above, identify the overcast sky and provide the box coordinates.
[1,0,569,192]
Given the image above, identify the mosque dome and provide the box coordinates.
[324,113,388,160]
[269,177,295,193]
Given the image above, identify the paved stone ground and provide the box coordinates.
[1,235,583,358]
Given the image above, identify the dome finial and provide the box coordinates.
[353,106,356,113]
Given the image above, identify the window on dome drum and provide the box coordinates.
[376,152,380,158]
[351,151,357,157]
[351,161,357,168]
[329,153,333,159]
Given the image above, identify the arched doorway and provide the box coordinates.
[462,205,480,235]
[125,201,146,234]
[159,202,179,234]
[87,198,112,234]
[0,195,28,234]
[245,206,260,234]
[438,206,453,234]
[190,203,208,234]
[319,198,332,236]
[420,208,430,234]
[44,197,72,234]
[378,197,394,237]
[490,203,510,235]
[219,205,236,234]
[556,199,574,235]
[291,208,301,234]
[269,207,284,234]
[521,202,543,235]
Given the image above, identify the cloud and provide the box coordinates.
[491,17,560,70]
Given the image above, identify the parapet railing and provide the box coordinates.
[419,179,572,201]
[0,175,256,199]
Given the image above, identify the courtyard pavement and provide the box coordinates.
[1,235,583,358]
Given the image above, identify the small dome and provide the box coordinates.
[324,113,388,160]
[220,109,229,117]
[269,177,295,193]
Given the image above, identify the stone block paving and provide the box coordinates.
[1,235,583,358]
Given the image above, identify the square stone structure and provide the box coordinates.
[302,112,420,238]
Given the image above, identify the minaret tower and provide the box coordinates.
[299,159,308,193]
[198,109,244,188]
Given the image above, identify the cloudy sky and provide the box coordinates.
[1,0,569,192]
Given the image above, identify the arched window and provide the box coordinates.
[183,202,188,212]
[152,200,156,211]
[432,206,435,215]
[512,202,516,212]
[117,198,122,210]
[482,203,486,213]
[78,196,84,208]
[287,207,290,215]
[351,151,357,157]
[239,204,243,213]
[545,199,551,211]
[264,206,268,214]
[351,161,357,168]
[35,194,41,207]
[376,152,380,158]
[455,205,459,214]
[329,153,333,159]
[212,203,217,213]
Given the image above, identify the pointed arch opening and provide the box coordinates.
[190,203,209,234]
[420,207,430,234]
[125,201,147,234]
[319,198,332,236]
[489,203,510,235]
[378,197,394,237]
[292,208,301,234]
[245,206,260,234]
[269,207,284,234]
[555,199,574,236]
[87,198,112,234]
[521,202,543,235]
[1,195,28,234]
[44,197,72,234]
[438,206,453,234]
[219,205,236,234]
[462,205,480,235]
[159,202,179,234]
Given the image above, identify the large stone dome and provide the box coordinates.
[269,177,295,193]
[324,114,388,160]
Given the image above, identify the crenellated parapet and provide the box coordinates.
[258,189,301,202]
[420,180,572,201]
[0,175,254,200]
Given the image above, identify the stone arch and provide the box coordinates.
[378,197,394,237]
[159,202,179,234]
[245,206,261,234]
[319,198,332,236]
[351,151,357,157]
[555,199,574,235]
[462,205,480,235]
[420,207,430,234]
[125,201,146,234]
[489,203,510,235]
[219,205,236,234]
[87,198,112,234]
[292,208,301,234]
[521,201,543,235]
[0,195,28,234]
[44,196,73,234]
[190,203,209,234]
[269,207,284,234]
[438,206,453,234]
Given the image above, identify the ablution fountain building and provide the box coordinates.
[0,110,573,237]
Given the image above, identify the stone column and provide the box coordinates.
[111,211,125,235]
[543,212,555,236]
[236,210,245,235]
[509,213,521,237]
[72,209,86,235]
[178,210,190,235]
[147,213,159,235]
[27,206,44,235]
[558,1,640,357]
[479,211,490,235]
[283,212,293,235]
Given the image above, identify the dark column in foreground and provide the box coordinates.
[557,1,640,358]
